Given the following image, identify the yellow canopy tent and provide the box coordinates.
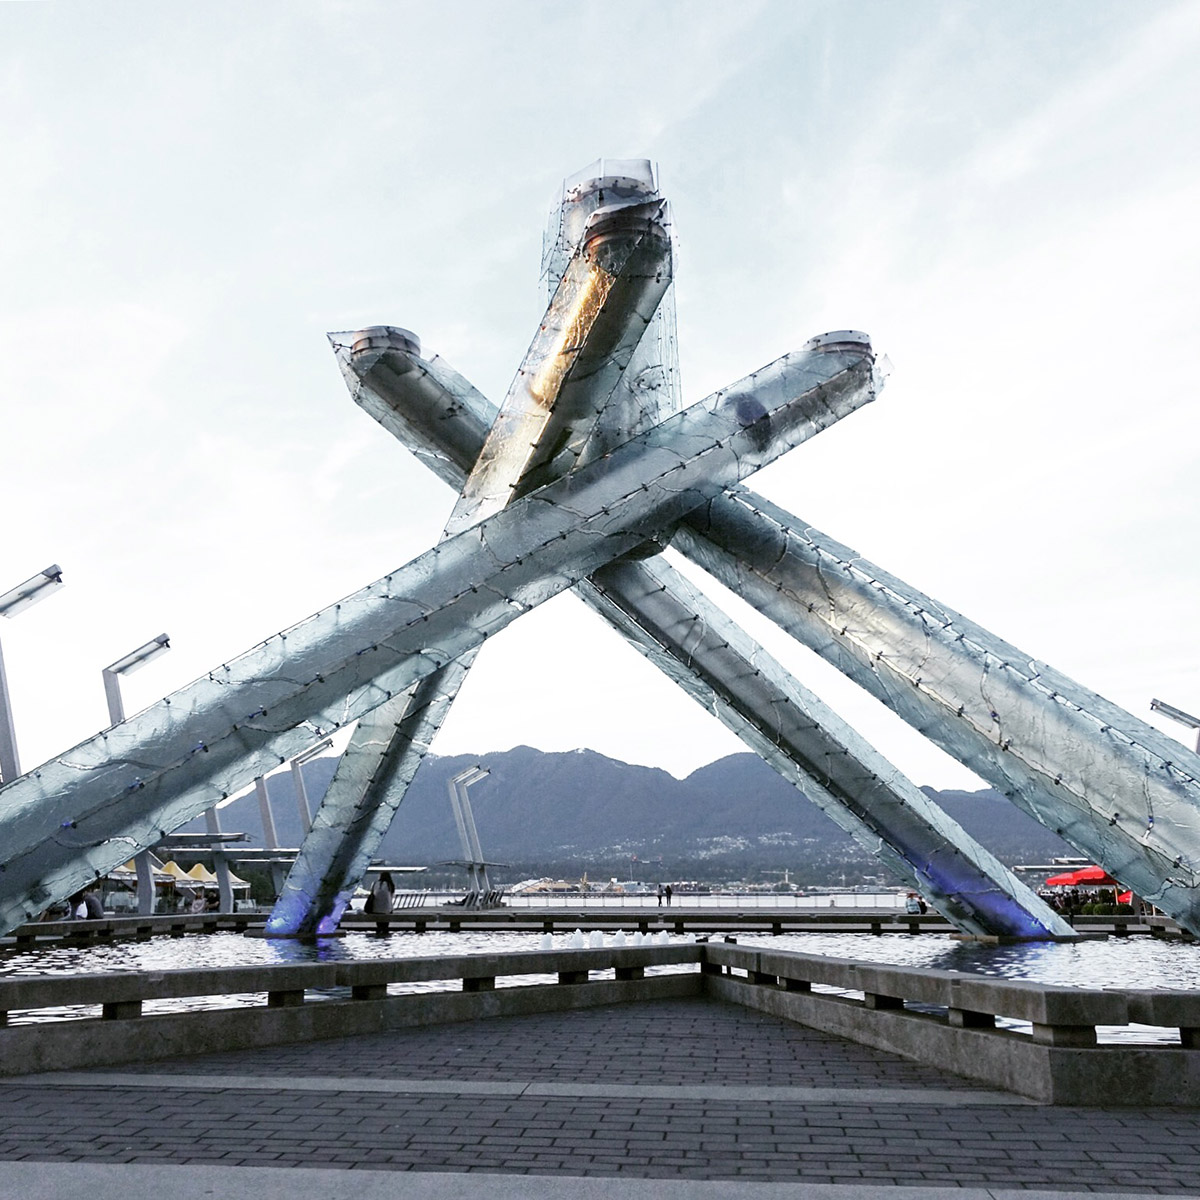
[185,860,250,891]
[114,859,174,883]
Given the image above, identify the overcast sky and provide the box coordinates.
[2,0,1197,793]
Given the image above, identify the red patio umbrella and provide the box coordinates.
[1044,865,1118,887]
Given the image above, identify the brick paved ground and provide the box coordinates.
[112,994,990,1089]
[5,997,1200,1193]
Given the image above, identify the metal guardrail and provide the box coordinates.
[10,905,1184,967]
[393,890,908,910]
[11,907,1175,948]
[7,911,262,945]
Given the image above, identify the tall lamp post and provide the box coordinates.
[104,634,171,913]
[1151,698,1200,755]
[0,565,64,785]
[447,766,491,905]
[291,737,334,835]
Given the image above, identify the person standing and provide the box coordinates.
[665,884,673,907]
[370,871,396,935]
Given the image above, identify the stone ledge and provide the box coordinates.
[712,944,1130,1025]
[0,974,701,1077]
[707,973,1200,1105]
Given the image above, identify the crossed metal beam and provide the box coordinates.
[268,162,1066,940]
[0,170,880,934]
[1,160,1197,940]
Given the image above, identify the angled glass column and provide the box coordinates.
[0,338,875,935]
[579,557,1069,938]
[674,489,1200,933]
[347,338,1068,938]
[266,664,472,935]
[266,170,675,936]
[445,181,673,531]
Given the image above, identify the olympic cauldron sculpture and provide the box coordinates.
[2,161,1198,941]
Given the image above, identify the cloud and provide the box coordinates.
[969,2,1200,187]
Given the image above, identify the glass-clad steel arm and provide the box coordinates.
[538,161,684,470]
[0,342,875,935]
[674,488,1200,933]
[265,656,476,937]
[268,184,675,938]
[333,327,485,491]
[445,195,672,533]
[347,337,1067,938]
[579,558,1070,939]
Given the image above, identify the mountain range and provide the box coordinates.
[181,746,1076,886]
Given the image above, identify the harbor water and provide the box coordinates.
[6,901,1200,1044]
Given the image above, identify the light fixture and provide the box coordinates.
[1151,698,1200,754]
[0,564,64,620]
[103,634,171,726]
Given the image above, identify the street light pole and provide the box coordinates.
[448,766,491,903]
[0,565,64,785]
[103,634,171,913]
[290,738,334,835]
[1151,698,1200,755]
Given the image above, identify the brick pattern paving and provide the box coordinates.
[6,997,1200,1191]
[4,1086,1200,1190]
[114,997,988,1090]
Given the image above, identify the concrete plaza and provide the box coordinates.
[2,996,1198,1198]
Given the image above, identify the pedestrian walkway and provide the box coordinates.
[2,996,1198,1197]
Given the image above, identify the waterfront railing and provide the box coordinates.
[400,890,908,909]
[706,941,1200,1104]
[5,941,1200,1104]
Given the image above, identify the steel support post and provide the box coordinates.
[103,637,172,916]
[254,776,285,895]
[205,807,234,914]
[449,767,491,902]
[0,637,20,786]
[291,760,313,835]
[0,565,64,786]
[134,851,155,916]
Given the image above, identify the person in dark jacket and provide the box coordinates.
[369,871,396,935]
